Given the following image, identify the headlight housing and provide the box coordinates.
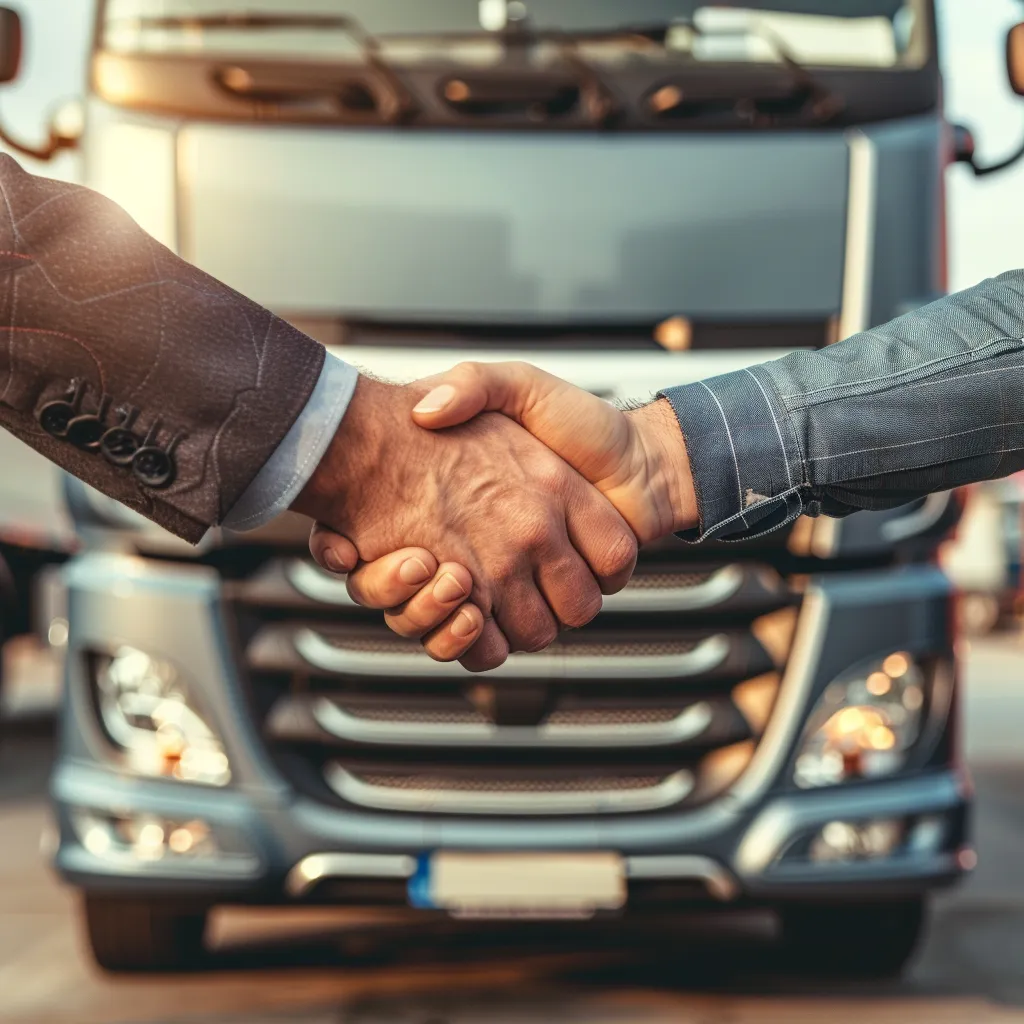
[93,646,231,786]
[794,651,927,789]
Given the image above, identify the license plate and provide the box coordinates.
[408,852,626,919]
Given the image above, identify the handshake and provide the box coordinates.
[292,361,698,672]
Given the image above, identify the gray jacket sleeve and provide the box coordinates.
[659,271,1024,541]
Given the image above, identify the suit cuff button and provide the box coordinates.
[131,428,184,489]
[37,379,88,439]
[132,448,174,488]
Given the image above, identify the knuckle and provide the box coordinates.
[534,458,567,494]
[383,612,425,639]
[486,552,521,587]
[543,558,603,628]
[598,529,639,579]
[515,618,559,654]
[516,509,559,553]
[561,588,603,629]
[422,638,459,662]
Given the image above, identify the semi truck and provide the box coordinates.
[3,0,1022,975]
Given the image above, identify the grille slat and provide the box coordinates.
[325,764,697,815]
[248,625,763,682]
[265,694,750,752]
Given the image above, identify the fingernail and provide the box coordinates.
[450,608,479,638]
[398,557,431,586]
[322,549,346,574]
[433,572,467,603]
[413,384,457,415]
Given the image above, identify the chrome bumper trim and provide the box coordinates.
[285,851,738,901]
[624,855,740,901]
[285,852,417,896]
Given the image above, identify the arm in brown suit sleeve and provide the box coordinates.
[0,154,326,543]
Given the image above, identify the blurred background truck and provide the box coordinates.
[4,0,1024,978]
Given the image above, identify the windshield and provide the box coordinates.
[101,1,931,69]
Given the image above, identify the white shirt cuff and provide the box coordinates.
[222,352,357,531]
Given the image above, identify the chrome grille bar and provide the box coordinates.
[291,629,731,681]
[601,565,743,613]
[324,764,695,815]
[266,695,718,748]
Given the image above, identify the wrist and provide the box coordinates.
[293,374,397,526]
[628,398,698,537]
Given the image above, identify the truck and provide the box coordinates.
[3,0,1021,976]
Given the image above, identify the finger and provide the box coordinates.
[309,522,360,574]
[419,602,486,661]
[533,531,604,630]
[411,362,632,487]
[491,573,559,654]
[563,476,638,595]
[345,548,439,608]
[384,562,474,638]
[458,618,511,673]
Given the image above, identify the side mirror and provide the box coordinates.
[0,6,21,84]
[0,9,82,163]
[1008,22,1024,96]
[952,22,1024,178]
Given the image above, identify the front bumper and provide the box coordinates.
[51,759,969,905]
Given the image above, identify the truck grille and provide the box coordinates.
[229,551,797,817]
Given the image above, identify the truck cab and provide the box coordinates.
[6,0,1022,975]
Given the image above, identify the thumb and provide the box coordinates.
[411,361,631,488]
[410,361,539,429]
[411,360,590,431]
[308,522,360,574]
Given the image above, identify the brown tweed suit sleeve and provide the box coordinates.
[0,155,326,543]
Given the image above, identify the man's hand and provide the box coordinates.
[308,363,698,666]
[408,362,698,544]
[292,374,638,672]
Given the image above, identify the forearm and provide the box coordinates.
[0,155,326,542]
[660,271,1024,541]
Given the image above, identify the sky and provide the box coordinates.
[8,0,1024,291]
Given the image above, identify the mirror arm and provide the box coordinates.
[969,135,1024,177]
[0,118,74,162]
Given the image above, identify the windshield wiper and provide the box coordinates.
[116,11,415,121]
[723,19,845,122]
[623,18,843,123]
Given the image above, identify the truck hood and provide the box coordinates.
[178,126,850,323]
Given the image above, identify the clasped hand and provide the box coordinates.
[292,363,696,672]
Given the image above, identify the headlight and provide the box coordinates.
[93,646,231,786]
[794,651,926,789]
